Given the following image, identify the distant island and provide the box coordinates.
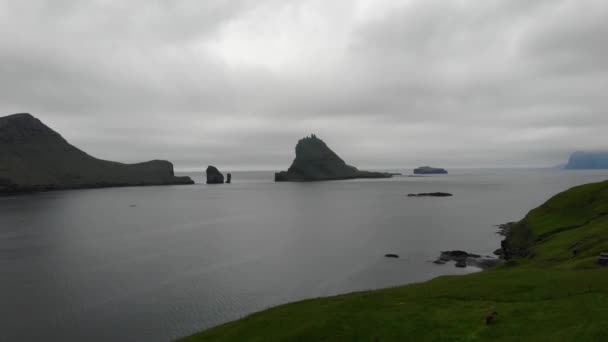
[564,151,608,169]
[413,166,448,174]
[0,113,194,193]
[206,165,226,184]
[275,134,392,181]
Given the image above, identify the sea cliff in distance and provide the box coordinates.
[275,134,392,181]
[0,113,194,193]
[565,151,608,169]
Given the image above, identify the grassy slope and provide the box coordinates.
[181,181,608,341]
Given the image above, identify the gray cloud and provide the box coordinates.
[1,0,607,170]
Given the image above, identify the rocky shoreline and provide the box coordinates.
[433,250,504,269]
[432,223,515,269]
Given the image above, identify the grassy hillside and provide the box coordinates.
[180,181,608,341]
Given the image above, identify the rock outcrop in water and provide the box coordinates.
[407,192,453,197]
[565,151,608,169]
[0,113,194,193]
[274,134,392,182]
[413,166,448,174]
[206,166,225,184]
[433,250,503,269]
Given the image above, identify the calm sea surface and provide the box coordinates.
[2,169,608,341]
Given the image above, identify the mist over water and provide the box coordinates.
[2,169,608,342]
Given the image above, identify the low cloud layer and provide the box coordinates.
[1,0,607,170]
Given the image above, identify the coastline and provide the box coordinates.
[179,181,608,341]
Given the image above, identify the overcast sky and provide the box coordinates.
[1,0,607,170]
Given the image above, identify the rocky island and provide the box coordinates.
[274,134,392,182]
[564,151,608,169]
[413,166,448,174]
[206,166,225,184]
[407,192,453,197]
[0,113,194,193]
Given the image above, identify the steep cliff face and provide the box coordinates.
[0,113,193,192]
[500,180,608,262]
[206,166,224,184]
[274,135,391,181]
[565,151,608,169]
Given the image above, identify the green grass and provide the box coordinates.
[180,181,608,341]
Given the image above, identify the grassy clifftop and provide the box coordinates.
[180,181,608,341]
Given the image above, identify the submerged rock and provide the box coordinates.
[385,254,399,258]
[407,192,453,197]
[413,166,448,175]
[206,166,224,184]
[0,113,193,193]
[274,134,392,182]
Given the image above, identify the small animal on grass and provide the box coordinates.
[485,311,498,325]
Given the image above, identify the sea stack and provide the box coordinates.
[0,113,194,193]
[274,134,392,182]
[413,166,448,175]
[226,173,232,184]
[206,166,225,184]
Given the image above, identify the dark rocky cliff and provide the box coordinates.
[565,151,608,169]
[274,134,391,181]
[206,166,224,184]
[0,113,193,192]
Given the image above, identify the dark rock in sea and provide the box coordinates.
[413,166,448,175]
[565,151,608,169]
[226,173,232,184]
[274,134,392,182]
[385,254,399,258]
[440,250,480,261]
[388,173,403,176]
[0,113,194,193]
[206,166,224,184]
[433,250,501,269]
[407,192,453,197]
[455,260,467,268]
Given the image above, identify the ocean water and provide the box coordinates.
[1,169,608,341]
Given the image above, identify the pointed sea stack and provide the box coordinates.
[206,166,224,184]
[274,134,392,182]
[0,113,194,193]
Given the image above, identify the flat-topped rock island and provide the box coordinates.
[275,134,392,182]
[413,166,448,174]
[0,113,193,193]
